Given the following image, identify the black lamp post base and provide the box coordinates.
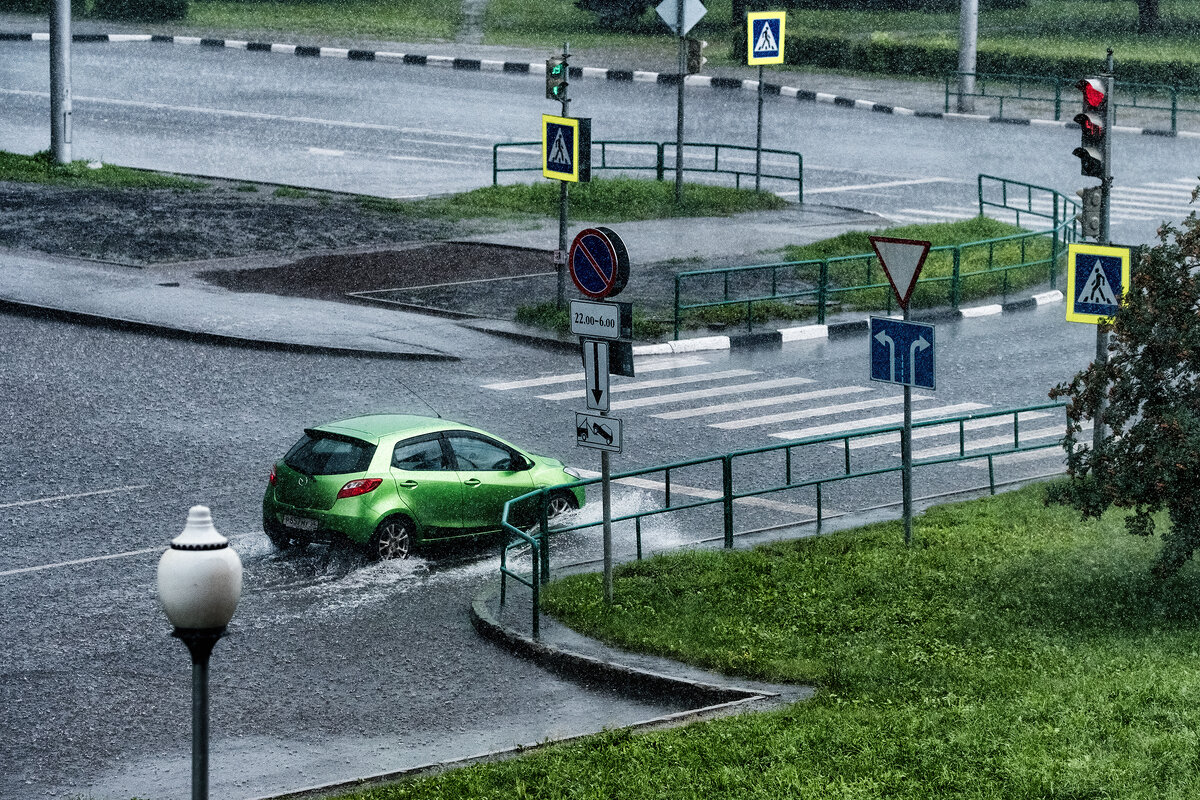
[172,626,227,665]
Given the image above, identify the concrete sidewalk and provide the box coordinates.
[0,204,885,357]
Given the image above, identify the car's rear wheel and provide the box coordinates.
[547,491,579,520]
[369,516,413,561]
[264,515,303,551]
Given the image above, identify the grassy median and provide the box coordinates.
[0,150,205,190]
[329,484,1200,799]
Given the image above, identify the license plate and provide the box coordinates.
[281,514,318,532]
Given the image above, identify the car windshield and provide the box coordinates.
[284,432,376,476]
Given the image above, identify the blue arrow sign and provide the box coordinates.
[870,317,935,390]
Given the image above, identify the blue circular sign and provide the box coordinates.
[569,227,629,300]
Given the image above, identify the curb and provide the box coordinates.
[631,289,1064,355]
[0,296,460,361]
[6,31,1198,139]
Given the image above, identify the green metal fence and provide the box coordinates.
[500,402,1067,636]
[492,140,803,200]
[944,72,1200,134]
[670,175,1078,340]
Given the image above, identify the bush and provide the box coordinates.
[574,0,655,28]
[0,0,86,13]
[92,0,187,21]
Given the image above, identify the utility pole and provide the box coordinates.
[49,0,72,163]
[956,0,978,113]
[1093,48,1116,455]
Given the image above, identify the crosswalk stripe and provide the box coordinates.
[843,410,1053,450]
[1119,187,1195,199]
[611,376,815,411]
[713,395,935,431]
[652,385,873,420]
[1111,198,1197,213]
[912,425,1065,459]
[538,369,758,401]
[768,401,988,440]
[483,355,707,390]
[574,469,826,516]
[961,448,1065,468]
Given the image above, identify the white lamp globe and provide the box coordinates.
[157,506,243,630]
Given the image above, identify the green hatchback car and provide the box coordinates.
[263,415,585,559]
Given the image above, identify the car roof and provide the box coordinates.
[311,414,476,443]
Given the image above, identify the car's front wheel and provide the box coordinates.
[369,516,414,561]
[547,491,579,520]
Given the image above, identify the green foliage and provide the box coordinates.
[0,150,204,190]
[188,0,460,41]
[0,0,85,13]
[1050,188,1200,579]
[573,0,656,29]
[93,0,187,21]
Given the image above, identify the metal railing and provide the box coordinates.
[670,175,1077,340]
[500,402,1067,636]
[492,140,803,200]
[945,72,1200,134]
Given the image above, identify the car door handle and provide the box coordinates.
[398,480,418,489]
[463,478,482,487]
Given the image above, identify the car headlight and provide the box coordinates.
[563,467,583,479]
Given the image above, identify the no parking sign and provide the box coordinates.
[569,227,630,299]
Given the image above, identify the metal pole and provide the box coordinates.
[755,64,764,192]
[49,0,72,163]
[191,657,210,800]
[956,0,978,113]
[556,42,570,311]
[601,446,613,603]
[901,304,913,546]
[675,0,685,204]
[1093,49,1115,455]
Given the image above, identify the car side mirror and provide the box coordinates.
[513,455,532,471]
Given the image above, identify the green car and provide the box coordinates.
[263,414,585,559]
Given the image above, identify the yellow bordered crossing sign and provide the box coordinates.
[746,11,785,65]
[542,114,592,182]
[1066,242,1131,324]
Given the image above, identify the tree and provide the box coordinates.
[1135,0,1161,34]
[1049,189,1200,579]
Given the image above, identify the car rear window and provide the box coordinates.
[284,432,376,476]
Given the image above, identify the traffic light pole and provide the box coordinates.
[557,43,570,311]
[675,0,685,204]
[1093,49,1115,455]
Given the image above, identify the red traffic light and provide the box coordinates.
[1076,77,1107,109]
[1074,113,1103,138]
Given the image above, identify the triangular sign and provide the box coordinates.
[869,236,932,309]
[549,130,571,166]
[754,22,778,54]
[1079,259,1118,306]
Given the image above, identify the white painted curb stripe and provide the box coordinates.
[780,325,828,342]
[1032,290,1064,305]
[960,304,1002,317]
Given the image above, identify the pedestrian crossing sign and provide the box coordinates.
[746,11,785,65]
[542,114,591,183]
[1066,243,1130,324]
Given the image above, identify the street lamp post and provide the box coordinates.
[157,506,243,800]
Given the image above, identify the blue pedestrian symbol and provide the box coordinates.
[1073,254,1122,317]
[870,317,935,390]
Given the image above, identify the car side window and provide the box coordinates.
[392,437,449,471]
[447,434,520,471]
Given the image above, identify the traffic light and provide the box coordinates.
[1073,77,1107,179]
[546,56,567,101]
[1076,186,1102,240]
[686,38,707,75]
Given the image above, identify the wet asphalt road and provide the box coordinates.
[0,294,1099,799]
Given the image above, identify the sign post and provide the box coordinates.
[746,11,785,192]
[657,0,707,203]
[570,229,633,604]
[869,235,932,546]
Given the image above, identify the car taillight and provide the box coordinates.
[269,465,276,485]
[337,478,383,500]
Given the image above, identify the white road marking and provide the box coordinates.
[768,402,988,440]
[714,395,930,431]
[0,484,151,509]
[482,356,708,390]
[843,411,1052,450]
[611,376,816,411]
[538,369,758,401]
[574,470,827,516]
[652,385,873,420]
[805,177,954,194]
[308,147,346,156]
[913,425,1066,459]
[0,547,160,578]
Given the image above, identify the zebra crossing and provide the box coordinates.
[482,355,1070,463]
[882,177,1198,226]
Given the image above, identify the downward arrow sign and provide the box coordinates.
[584,340,610,412]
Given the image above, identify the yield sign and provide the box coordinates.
[869,236,931,309]
[656,0,707,36]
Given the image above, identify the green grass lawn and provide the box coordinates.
[326,484,1200,799]
[187,0,458,41]
[0,150,205,189]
